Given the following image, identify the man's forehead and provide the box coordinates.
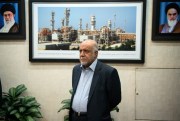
[80,44,91,48]
[81,40,96,46]
[4,11,14,14]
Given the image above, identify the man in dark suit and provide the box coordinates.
[69,39,121,121]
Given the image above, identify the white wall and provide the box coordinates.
[0,0,180,121]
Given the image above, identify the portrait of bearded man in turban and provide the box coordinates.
[0,3,19,33]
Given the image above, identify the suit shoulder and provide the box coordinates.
[73,64,81,70]
[98,61,116,72]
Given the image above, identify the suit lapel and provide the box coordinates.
[88,61,102,103]
[71,66,81,106]
[74,66,82,92]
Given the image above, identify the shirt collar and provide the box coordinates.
[80,59,97,71]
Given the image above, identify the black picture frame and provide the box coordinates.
[29,0,146,63]
[152,0,180,41]
[0,0,26,40]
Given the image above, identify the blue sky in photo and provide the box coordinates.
[38,6,136,33]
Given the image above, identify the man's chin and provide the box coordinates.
[5,21,11,24]
[80,61,87,66]
[81,61,91,67]
[168,20,177,27]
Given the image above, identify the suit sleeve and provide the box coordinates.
[107,68,121,110]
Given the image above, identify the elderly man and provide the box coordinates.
[0,3,19,33]
[69,39,121,121]
[159,3,180,33]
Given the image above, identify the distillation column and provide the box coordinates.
[91,16,96,31]
[50,11,55,32]
[65,8,70,26]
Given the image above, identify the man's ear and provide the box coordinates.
[95,51,98,56]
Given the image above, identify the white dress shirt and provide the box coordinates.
[72,59,97,112]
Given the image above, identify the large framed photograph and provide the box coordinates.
[0,0,26,40]
[29,0,146,63]
[152,0,180,41]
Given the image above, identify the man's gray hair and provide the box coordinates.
[84,39,98,52]
[93,42,98,52]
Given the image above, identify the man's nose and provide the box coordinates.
[4,16,10,19]
[80,51,85,56]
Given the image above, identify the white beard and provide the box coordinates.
[168,19,177,32]
[0,18,15,33]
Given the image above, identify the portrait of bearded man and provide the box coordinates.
[0,3,19,33]
[159,2,180,33]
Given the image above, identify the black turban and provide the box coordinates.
[0,4,16,16]
[165,3,180,14]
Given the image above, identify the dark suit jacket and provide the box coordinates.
[69,61,121,121]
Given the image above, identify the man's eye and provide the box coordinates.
[79,50,89,53]
[4,14,11,17]
[168,13,177,16]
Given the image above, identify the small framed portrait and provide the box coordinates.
[0,0,25,40]
[152,0,180,41]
